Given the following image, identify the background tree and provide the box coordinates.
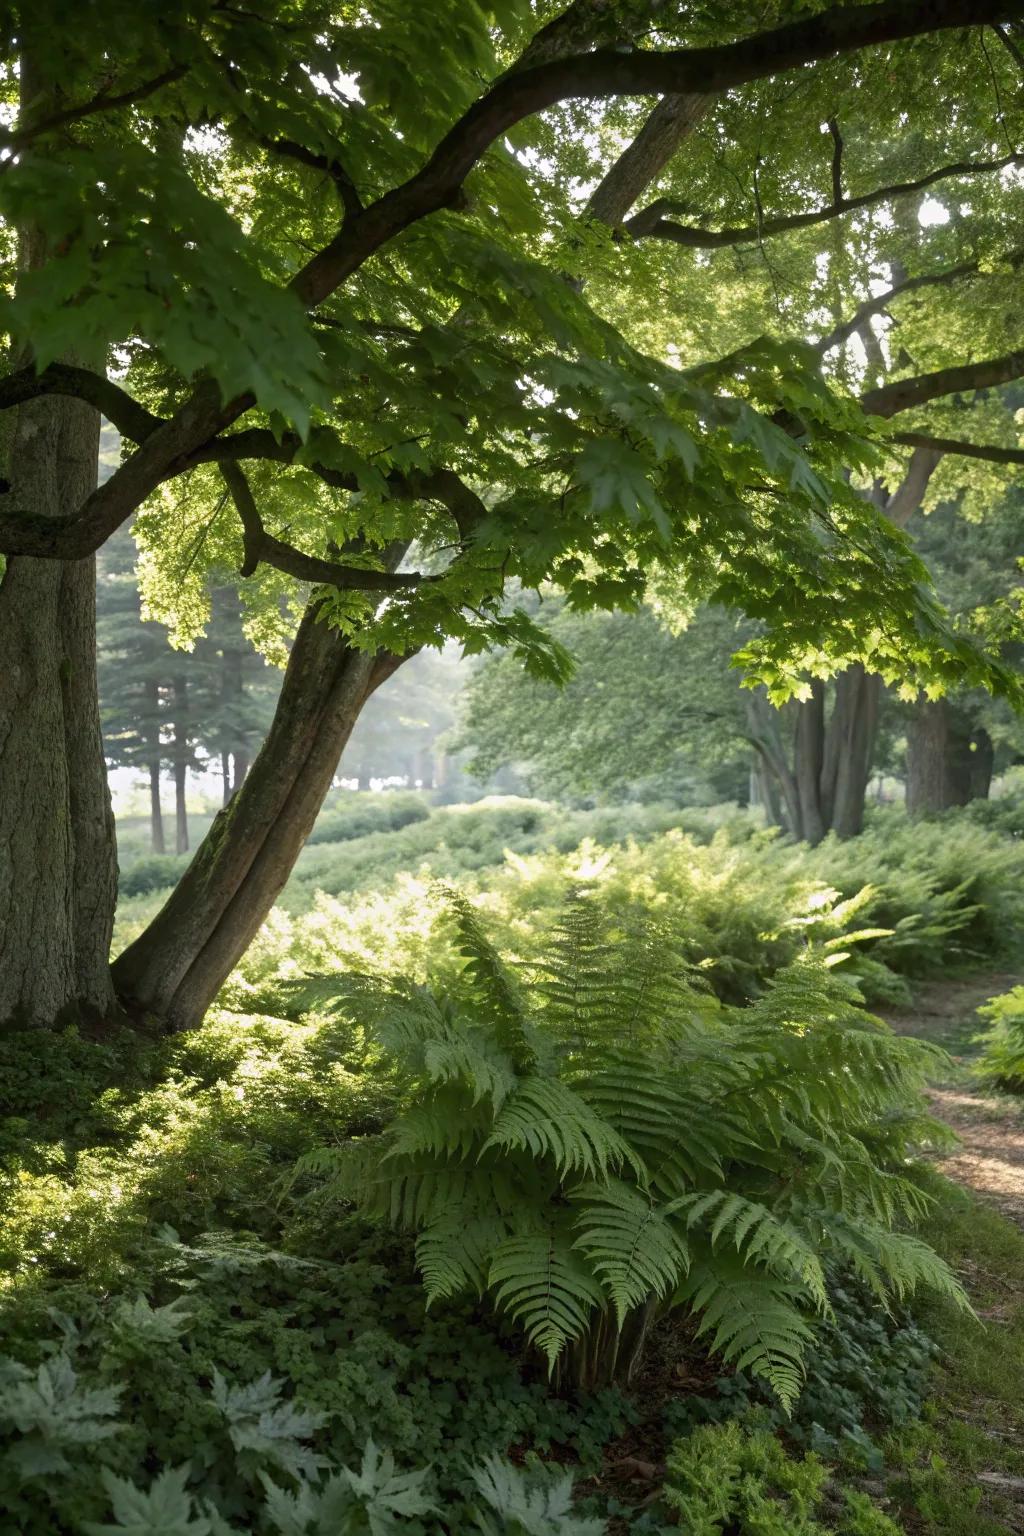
[456,600,752,806]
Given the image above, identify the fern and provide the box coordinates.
[296,891,967,1402]
[489,1225,607,1369]
[572,1180,690,1326]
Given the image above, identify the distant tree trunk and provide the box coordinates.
[231,749,250,793]
[145,677,165,853]
[750,670,880,846]
[221,749,231,806]
[149,761,166,855]
[970,726,994,801]
[0,91,117,1028]
[906,699,991,814]
[113,603,408,1032]
[818,664,881,839]
[172,675,189,855]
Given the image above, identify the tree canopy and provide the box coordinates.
[2,0,1022,697]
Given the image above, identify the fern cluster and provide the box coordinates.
[296,892,966,1407]
[974,983,1024,1090]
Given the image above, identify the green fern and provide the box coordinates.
[296,892,966,1403]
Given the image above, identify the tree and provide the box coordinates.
[1,1,1022,1031]
[456,600,753,805]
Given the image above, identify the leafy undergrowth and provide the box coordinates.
[5,802,1024,1531]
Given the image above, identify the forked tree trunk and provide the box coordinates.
[970,726,994,801]
[112,603,407,1032]
[750,668,881,846]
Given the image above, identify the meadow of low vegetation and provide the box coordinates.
[4,792,1024,1533]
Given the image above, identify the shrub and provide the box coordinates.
[974,984,1024,1090]
[118,852,192,897]
[802,811,1024,980]
[290,892,965,1408]
[306,790,432,846]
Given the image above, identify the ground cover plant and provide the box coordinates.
[8,801,1024,1532]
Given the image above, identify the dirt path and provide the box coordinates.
[881,972,1024,1227]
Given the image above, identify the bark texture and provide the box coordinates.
[112,603,407,1032]
[906,699,992,814]
[0,387,117,1027]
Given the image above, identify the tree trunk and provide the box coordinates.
[221,749,232,806]
[149,759,166,855]
[146,676,165,853]
[819,664,881,839]
[172,675,189,855]
[112,603,407,1032]
[793,682,827,845]
[0,164,117,1027]
[231,749,250,793]
[906,699,986,814]
[970,726,994,801]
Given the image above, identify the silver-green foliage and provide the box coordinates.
[297,892,967,1409]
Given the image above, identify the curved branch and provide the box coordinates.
[861,349,1024,417]
[290,0,1016,308]
[0,363,164,442]
[219,462,424,591]
[626,151,1024,248]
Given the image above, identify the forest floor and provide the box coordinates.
[878,972,1024,1535]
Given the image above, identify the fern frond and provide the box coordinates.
[489,1226,605,1370]
[677,1252,815,1412]
[416,1210,512,1304]
[571,1180,690,1327]
[481,1077,642,1180]
[441,885,537,1071]
[669,1191,827,1311]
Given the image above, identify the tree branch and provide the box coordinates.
[1,64,188,154]
[861,349,1024,417]
[883,443,943,526]
[1,0,1015,562]
[219,462,424,591]
[890,429,1024,465]
[584,93,709,227]
[827,117,844,206]
[0,363,164,441]
[290,0,1020,308]
[814,256,998,354]
[261,136,363,217]
[626,150,1024,247]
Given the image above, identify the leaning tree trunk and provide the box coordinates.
[0,382,117,1028]
[113,602,408,1032]
[906,698,983,814]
